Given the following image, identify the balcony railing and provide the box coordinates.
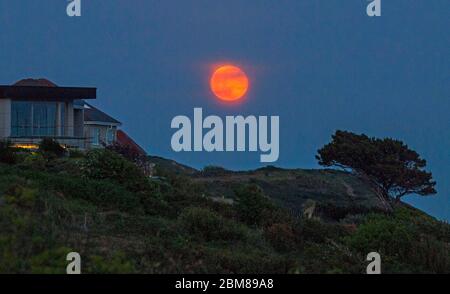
[8,136,88,149]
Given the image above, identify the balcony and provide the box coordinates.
[9,136,87,149]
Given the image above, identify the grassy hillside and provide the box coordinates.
[0,148,448,274]
[192,167,386,220]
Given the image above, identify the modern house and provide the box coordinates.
[0,78,136,151]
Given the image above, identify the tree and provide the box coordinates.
[316,131,436,203]
[235,184,275,226]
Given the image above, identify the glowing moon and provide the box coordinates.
[210,65,249,102]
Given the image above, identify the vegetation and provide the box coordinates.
[0,140,17,164]
[0,141,448,274]
[316,130,436,203]
[106,141,153,176]
[38,137,66,158]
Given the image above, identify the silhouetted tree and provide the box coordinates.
[316,131,436,203]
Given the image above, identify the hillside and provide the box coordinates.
[194,167,386,219]
[151,159,389,219]
[0,148,449,274]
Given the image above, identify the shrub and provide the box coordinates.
[264,223,299,252]
[68,149,85,158]
[200,166,231,177]
[79,149,167,214]
[17,153,46,170]
[316,203,387,221]
[206,248,289,274]
[345,212,450,273]
[299,218,349,244]
[80,149,149,192]
[29,247,72,274]
[86,252,136,274]
[234,184,275,226]
[106,142,152,176]
[0,140,17,164]
[34,174,143,212]
[38,138,66,158]
[179,207,247,242]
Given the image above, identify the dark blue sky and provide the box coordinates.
[0,1,448,220]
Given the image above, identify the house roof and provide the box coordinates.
[13,78,58,87]
[0,78,96,101]
[83,102,121,125]
[116,130,147,156]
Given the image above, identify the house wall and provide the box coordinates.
[66,101,74,137]
[0,99,11,138]
[73,108,84,138]
[84,124,118,149]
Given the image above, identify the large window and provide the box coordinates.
[11,101,32,137]
[106,128,114,145]
[11,101,61,137]
[91,128,100,146]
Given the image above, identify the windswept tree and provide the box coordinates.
[316,131,436,203]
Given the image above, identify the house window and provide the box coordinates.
[33,102,57,136]
[106,128,114,145]
[11,101,59,137]
[91,128,100,146]
[11,101,32,137]
[60,103,66,136]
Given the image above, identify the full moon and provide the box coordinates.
[210,65,249,102]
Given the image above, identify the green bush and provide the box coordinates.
[38,138,66,158]
[299,218,349,244]
[86,252,136,274]
[179,207,248,242]
[201,166,231,177]
[68,149,85,158]
[205,248,289,274]
[80,149,150,192]
[34,174,143,213]
[264,223,299,252]
[17,153,46,170]
[30,247,72,274]
[0,140,17,164]
[345,212,450,273]
[234,184,275,226]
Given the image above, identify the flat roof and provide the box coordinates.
[0,85,96,101]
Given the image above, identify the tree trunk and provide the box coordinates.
[355,170,393,213]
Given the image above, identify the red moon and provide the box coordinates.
[210,65,249,102]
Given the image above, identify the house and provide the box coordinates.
[79,101,122,149]
[0,78,135,151]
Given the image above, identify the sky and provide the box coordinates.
[0,0,448,221]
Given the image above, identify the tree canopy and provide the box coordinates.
[316,130,436,202]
